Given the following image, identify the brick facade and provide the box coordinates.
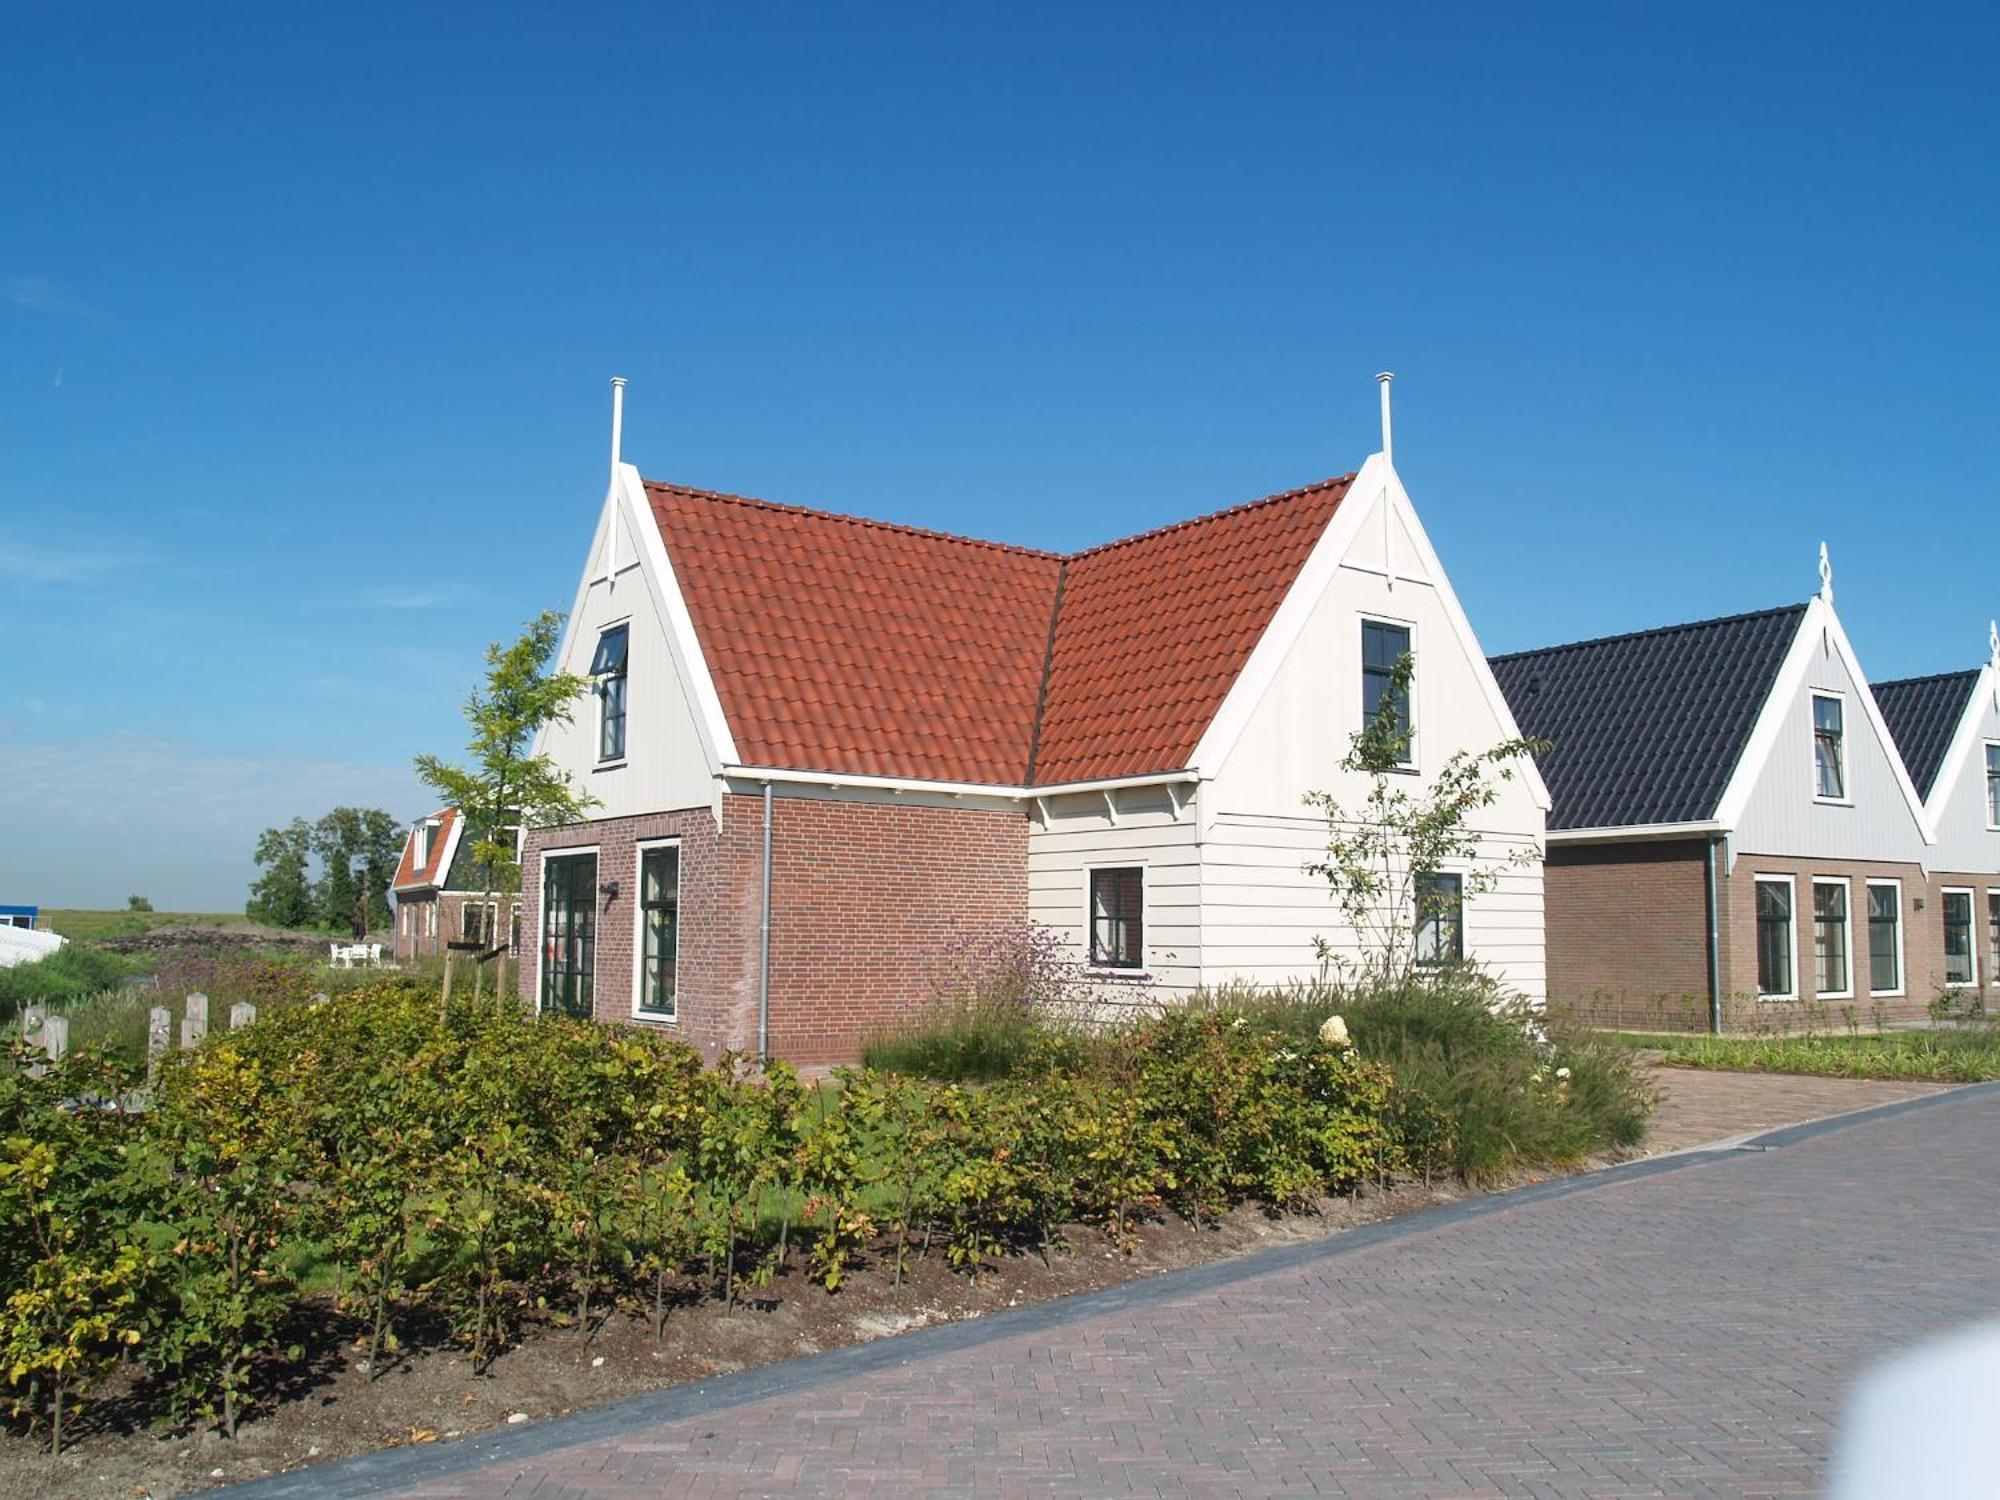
[392,889,519,963]
[1548,838,2000,1032]
[518,791,1029,1065]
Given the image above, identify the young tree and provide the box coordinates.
[414,610,593,1008]
[246,818,315,928]
[1304,655,1544,984]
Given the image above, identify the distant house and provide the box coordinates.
[0,904,40,930]
[1875,623,2000,1000]
[0,905,62,970]
[390,809,519,962]
[1491,557,1945,1032]
[514,379,1548,1064]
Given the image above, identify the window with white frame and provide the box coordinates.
[1942,889,1976,987]
[1361,619,1414,765]
[1986,743,2000,827]
[1755,877,1795,998]
[1812,879,1850,997]
[1812,694,1847,800]
[1866,882,1902,996]
[1088,868,1144,969]
[637,845,680,1019]
[592,623,629,763]
[1989,892,2000,990]
[424,903,437,939]
[1415,872,1464,967]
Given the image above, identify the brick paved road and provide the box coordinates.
[248,1087,2000,1499]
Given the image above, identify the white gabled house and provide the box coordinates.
[516,377,1548,1063]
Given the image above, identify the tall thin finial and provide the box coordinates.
[1376,372,1395,462]
[1988,618,1999,668]
[1817,541,1833,604]
[609,376,628,478]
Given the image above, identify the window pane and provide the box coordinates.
[1813,697,1845,799]
[590,624,629,676]
[1987,746,2000,825]
[1990,893,1999,988]
[1089,867,1143,968]
[541,854,598,1017]
[600,674,627,761]
[1867,884,1900,994]
[1361,620,1413,756]
[1756,880,1792,996]
[638,847,679,1017]
[1813,882,1848,995]
[1943,892,1975,985]
[1415,872,1464,967]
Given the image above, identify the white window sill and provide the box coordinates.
[1756,994,1799,1004]
[1812,796,1854,808]
[595,759,628,772]
[1087,967,1153,982]
[1817,992,1856,1003]
[633,1011,677,1025]
[1869,989,1907,1000]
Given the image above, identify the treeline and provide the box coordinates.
[245,807,403,933]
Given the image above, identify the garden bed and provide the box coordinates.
[1640,1027,2000,1083]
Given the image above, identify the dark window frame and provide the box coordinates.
[1755,877,1795,998]
[1088,867,1145,970]
[1942,888,1977,987]
[1360,619,1414,767]
[1414,871,1464,967]
[1866,881,1902,996]
[1986,743,2000,828]
[593,624,630,763]
[637,844,680,1020]
[1812,693,1847,801]
[1812,878,1850,997]
[540,852,598,1018]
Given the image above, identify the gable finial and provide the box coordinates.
[1817,541,1833,604]
[1989,618,1999,668]
[609,376,628,479]
[1376,372,1395,463]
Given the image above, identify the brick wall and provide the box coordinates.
[1544,840,1714,1031]
[518,792,1030,1065]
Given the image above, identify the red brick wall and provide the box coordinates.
[517,792,1029,1065]
[1544,840,1714,1031]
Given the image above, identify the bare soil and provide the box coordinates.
[0,1177,1503,1499]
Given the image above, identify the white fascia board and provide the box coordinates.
[434,811,468,886]
[622,464,740,767]
[1921,660,1999,821]
[1186,454,1552,812]
[720,764,1199,801]
[1713,595,1935,842]
[1545,821,1727,845]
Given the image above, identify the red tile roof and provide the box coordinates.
[392,808,457,891]
[647,474,1355,787]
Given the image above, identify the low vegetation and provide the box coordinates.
[0,945,134,1019]
[1645,1028,2000,1083]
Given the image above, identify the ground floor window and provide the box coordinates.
[424,904,437,939]
[541,852,598,1018]
[1812,879,1850,997]
[637,845,680,1019]
[1990,892,2000,990]
[1755,877,1795,998]
[1866,882,1902,996]
[1943,889,1977,988]
[1414,871,1464,967]
[1089,867,1144,969]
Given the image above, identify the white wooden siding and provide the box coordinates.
[1927,670,2000,874]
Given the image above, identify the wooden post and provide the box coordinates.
[229,1002,256,1031]
[22,1003,45,1044]
[148,1006,170,1079]
[182,992,209,1050]
[41,1015,67,1063]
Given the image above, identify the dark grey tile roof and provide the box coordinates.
[1490,604,1809,832]
[1872,670,1979,799]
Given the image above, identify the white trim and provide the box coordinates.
[394,811,467,895]
[1809,689,1853,806]
[630,838,681,1024]
[1083,860,1150,976]
[1753,873,1799,1002]
[534,843,602,1018]
[1809,875,1854,1000]
[1715,596,1932,841]
[1865,877,1905,998]
[1940,885,1980,989]
[1908,662,2000,825]
[1187,454,1551,811]
[621,465,740,765]
[719,764,1200,801]
[1545,820,1727,845]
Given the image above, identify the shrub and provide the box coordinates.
[0,945,135,1020]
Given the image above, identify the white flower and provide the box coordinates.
[1555,1067,1571,1081]
[1231,1016,1247,1030]
[1318,1015,1350,1047]
[1276,1049,1297,1062]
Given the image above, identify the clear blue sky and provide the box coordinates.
[3,2,1996,909]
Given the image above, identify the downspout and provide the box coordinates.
[1704,836,1724,1035]
[758,779,773,1061]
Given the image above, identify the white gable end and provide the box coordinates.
[1927,664,2000,874]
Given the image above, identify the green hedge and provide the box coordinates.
[0,982,1408,1452]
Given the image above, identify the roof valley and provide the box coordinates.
[1022,558,1069,785]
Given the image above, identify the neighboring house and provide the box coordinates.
[1875,622,2000,1003]
[517,379,1549,1064]
[0,904,40,930]
[390,809,521,961]
[1491,557,1944,1032]
[0,905,62,970]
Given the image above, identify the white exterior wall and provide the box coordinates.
[1927,666,2000,875]
[539,479,720,819]
[1729,606,1931,866]
[1197,475,1547,1002]
[1028,784,1201,1006]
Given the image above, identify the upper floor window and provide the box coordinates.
[1361,620,1414,765]
[1089,867,1144,969]
[1414,871,1464,967]
[1812,693,1846,800]
[1986,743,2000,828]
[592,624,629,763]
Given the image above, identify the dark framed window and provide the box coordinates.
[1089,867,1144,969]
[541,852,598,1018]
[1866,882,1902,996]
[593,624,629,762]
[1989,892,1999,990]
[1414,872,1464,967]
[1755,878,1794,997]
[461,902,487,946]
[638,845,680,1020]
[1812,694,1846,799]
[1986,744,2000,827]
[1361,620,1413,762]
[1812,879,1849,996]
[1943,889,1976,987]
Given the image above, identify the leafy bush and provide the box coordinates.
[0,945,135,1020]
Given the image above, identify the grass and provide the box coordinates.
[0,944,137,1018]
[1646,1028,2000,1082]
[39,908,268,941]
